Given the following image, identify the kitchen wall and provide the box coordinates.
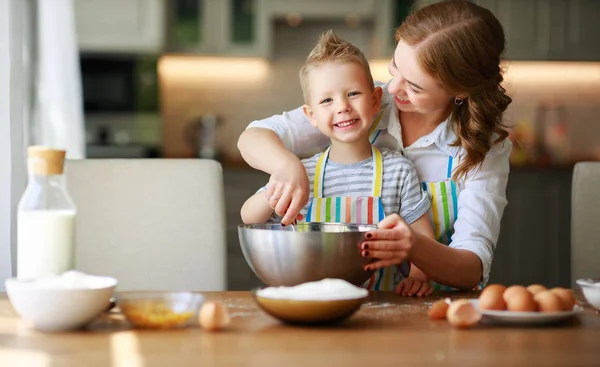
[159,21,600,164]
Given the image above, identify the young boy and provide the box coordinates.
[240,30,434,295]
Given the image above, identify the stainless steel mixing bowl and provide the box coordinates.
[238,222,376,287]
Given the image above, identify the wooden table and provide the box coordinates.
[1,291,599,367]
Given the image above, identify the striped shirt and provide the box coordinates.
[263,148,430,224]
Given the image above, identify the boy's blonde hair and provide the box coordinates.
[299,30,374,103]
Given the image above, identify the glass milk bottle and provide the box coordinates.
[17,146,76,279]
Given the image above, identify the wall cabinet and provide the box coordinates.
[168,0,268,57]
[74,0,165,53]
[473,0,600,61]
[73,0,599,60]
[168,0,385,58]
[379,0,600,61]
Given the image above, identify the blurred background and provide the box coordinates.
[13,0,600,289]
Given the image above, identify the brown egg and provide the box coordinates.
[199,301,230,331]
[503,285,529,303]
[534,291,564,312]
[478,284,507,311]
[505,289,538,312]
[446,299,481,328]
[550,288,576,311]
[429,298,451,320]
[549,288,576,311]
[526,284,547,295]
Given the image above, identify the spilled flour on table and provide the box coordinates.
[360,300,436,319]
[221,298,262,318]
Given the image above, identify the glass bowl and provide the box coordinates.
[576,278,600,310]
[117,292,205,329]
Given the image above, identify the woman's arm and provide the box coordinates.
[409,232,483,289]
[445,139,512,287]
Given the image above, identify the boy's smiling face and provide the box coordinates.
[302,62,382,144]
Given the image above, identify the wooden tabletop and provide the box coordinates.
[1,291,599,367]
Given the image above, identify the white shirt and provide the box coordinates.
[246,80,511,283]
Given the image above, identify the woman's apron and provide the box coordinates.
[421,156,485,291]
[304,144,408,291]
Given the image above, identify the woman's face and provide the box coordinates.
[387,40,454,115]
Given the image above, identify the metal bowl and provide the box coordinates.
[238,222,376,287]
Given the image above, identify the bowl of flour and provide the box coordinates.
[254,278,369,324]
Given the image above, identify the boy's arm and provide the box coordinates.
[241,191,274,224]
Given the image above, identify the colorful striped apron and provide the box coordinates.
[304,144,406,291]
[421,156,485,291]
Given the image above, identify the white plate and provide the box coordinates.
[468,300,582,325]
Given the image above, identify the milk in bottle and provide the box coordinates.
[17,146,77,279]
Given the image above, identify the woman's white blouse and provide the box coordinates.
[246,80,511,283]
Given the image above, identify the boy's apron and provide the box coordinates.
[421,156,485,291]
[304,144,408,291]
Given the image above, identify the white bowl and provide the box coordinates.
[576,278,600,310]
[5,272,117,331]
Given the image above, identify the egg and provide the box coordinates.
[505,288,537,312]
[502,285,529,303]
[534,290,564,312]
[446,299,481,328]
[526,284,547,295]
[478,284,507,311]
[199,301,230,331]
[428,298,451,319]
[549,288,576,311]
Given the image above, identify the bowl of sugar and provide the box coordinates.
[5,270,117,332]
[254,278,369,325]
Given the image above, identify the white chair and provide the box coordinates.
[65,159,226,291]
[571,162,600,287]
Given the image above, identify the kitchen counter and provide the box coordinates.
[1,291,599,366]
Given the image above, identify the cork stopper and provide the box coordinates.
[27,146,67,175]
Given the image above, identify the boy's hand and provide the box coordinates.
[395,277,434,297]
[265,156,310,225]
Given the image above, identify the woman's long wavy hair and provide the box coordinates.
[396,0,512,180]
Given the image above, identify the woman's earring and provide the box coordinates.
[454,97,464,106]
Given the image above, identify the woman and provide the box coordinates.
[237,0,512,292]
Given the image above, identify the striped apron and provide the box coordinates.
[304,144,407,291]
[421,156,485,291]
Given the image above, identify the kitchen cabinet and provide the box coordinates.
[74,0,165,53]
[223,168,269,290]
[168,0,269,57]
[378,0,600,61]
[489,167,573,288]
[562,0,600,61]
[373,0,413,58]
[473,0,600,61]
[169,0,386,58]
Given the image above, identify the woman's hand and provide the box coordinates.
[360,214,415,271]
[264,155,310,225]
